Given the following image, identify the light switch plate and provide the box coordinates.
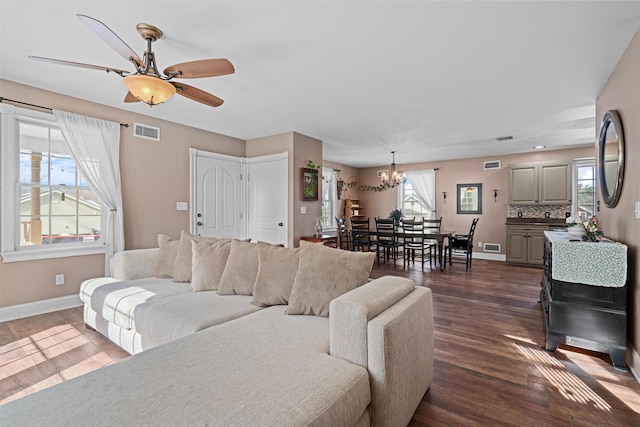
[301,206,307,215]
[176,202,188,211]
[635,201,640,219]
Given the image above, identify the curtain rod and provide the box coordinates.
[0,97,129,127]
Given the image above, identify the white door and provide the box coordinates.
[191,150,242,238]
[247,153,288,245]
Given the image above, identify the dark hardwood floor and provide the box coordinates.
[1,259,639,425]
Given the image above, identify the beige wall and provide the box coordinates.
[0,80,244,307]
[358,146,594,256]
[595,31,640,362]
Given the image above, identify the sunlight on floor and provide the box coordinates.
[514,343,612,412]
[0,323,118,405]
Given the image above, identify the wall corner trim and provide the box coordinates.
[0,295,82,322]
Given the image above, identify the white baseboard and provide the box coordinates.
[473,252,507,262]
[627,343,640,382]
[0,295,82,323]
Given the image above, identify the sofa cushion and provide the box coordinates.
[252,242,301,307]
[1,306,371,427]
[218,240,259,295]
[132,293,261,345]
[89,278,191,329]
[153,234,180,278]
[172,231,232,282]
[287,241,375,317]
[191,239,232,291]
[79,277,121,304]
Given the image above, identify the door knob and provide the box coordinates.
[278,222,284,227]
[197,213,202,218]
[197,222,203,226]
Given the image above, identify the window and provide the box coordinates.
[398,170,436,219]
[574,159,596,218]
[321,167,338,229]
[1,105,105,261]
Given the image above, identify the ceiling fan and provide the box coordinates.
[29,14,234,108]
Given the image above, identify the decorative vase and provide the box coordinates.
[314,217,323,238]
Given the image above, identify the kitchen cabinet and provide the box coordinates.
[506,225,546,266]
[508,161,571,205]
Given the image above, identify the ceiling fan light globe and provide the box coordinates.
[123,75,175,105]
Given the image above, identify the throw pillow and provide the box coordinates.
[252,242,302,307]
[287,240,375,317]
[172,230,231,282]
[218,240,259,295]
[153,234,180,278]
[190,239,232,292]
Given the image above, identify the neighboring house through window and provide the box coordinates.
[574,158,596,218]
[1,105,106,262]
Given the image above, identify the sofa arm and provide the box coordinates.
[367,287,433,427]
[110,248,159,280]
[329,276,416,368]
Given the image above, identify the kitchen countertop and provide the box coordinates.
[505,218,568,226]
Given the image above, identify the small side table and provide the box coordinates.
[300,233,338,248]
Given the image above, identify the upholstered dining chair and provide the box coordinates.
[445,217,479,271]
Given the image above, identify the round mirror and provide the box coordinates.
[597,110,625,208]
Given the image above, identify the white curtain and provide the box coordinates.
[322,167,338,227]
[406,169,436,214]
[53,109,124,275]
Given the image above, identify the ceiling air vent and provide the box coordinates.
[133,122,160,141]
[483,160,501,170]
[483,243,501,253]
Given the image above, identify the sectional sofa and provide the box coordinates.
[1,233,434,426]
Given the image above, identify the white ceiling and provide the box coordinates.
[1,1,639,168]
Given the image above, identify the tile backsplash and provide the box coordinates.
[508,205,571,219]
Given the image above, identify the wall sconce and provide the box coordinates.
[442,192,447,203]
[493,189,498,202]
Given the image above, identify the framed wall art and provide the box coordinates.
[302,168,319,201]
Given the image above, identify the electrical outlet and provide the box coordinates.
[478,241,482,247]
[301,206,306,215]
[55,274,64,286]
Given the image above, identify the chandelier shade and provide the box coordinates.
[123,74,176,106]
[381,151,407,188]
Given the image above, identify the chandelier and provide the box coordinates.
[380,151,407,188]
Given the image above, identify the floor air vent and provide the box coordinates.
[483,160,501,170]
[483,243,501,253]
[133,123,160,141]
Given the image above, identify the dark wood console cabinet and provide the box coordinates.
[541,232,628,369]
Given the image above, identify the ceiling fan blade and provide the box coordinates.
[28,55,131,75]
[164,59,235,79]
[124,91,140,103]
[172,82,224,108]
[77,14,143,67]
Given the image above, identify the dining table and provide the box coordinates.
[364,228,456,271]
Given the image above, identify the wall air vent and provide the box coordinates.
[133,122,160,141]
[483,243,501,253]
[483,160,501,170]
[496,135,513,141]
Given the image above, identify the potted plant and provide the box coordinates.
[389,209,403,227]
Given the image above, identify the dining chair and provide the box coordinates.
[400,220,433,271]
[445,217,479,271]
[375,217,401,266]
[423,216,442,260]
[351,217,376,252]
[335,217,351,251]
